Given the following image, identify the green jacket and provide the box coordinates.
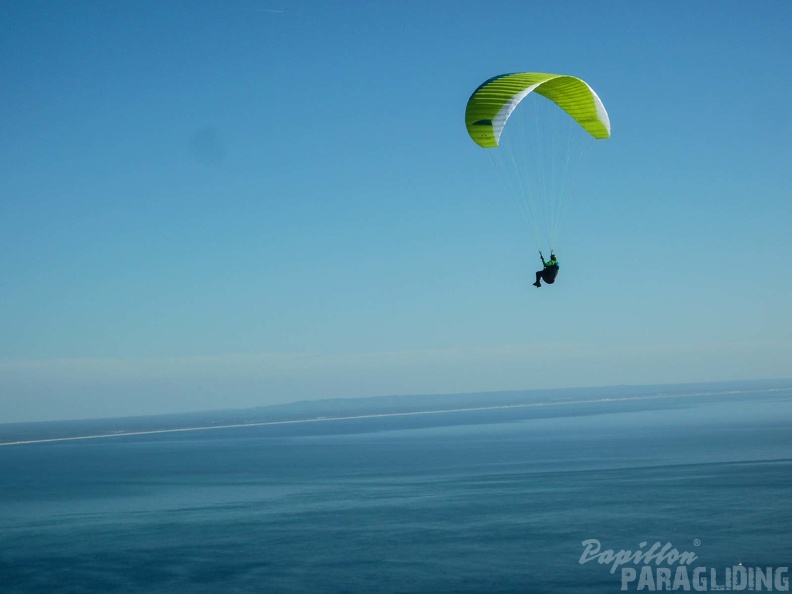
[542,256,559,268]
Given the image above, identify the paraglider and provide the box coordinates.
[465,72,610,287]
[533,251,559,288]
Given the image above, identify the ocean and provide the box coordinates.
[1,383,791,593]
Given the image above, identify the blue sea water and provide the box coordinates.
[1,386,791,593]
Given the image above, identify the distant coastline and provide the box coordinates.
[1,378,790,447]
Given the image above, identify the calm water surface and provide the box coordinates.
[1,388,791,593]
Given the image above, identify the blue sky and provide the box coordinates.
[1,1,790,422]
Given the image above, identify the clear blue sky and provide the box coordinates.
[2,1,790,422]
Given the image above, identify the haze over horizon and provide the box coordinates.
[3,378,789,446]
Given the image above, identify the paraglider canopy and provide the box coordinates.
[463,71,611,252]
[465,72,611,148]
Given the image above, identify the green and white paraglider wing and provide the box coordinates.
[464,72,611,251]
[465,72,611,148]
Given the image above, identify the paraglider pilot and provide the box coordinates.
[533,251,559,287]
